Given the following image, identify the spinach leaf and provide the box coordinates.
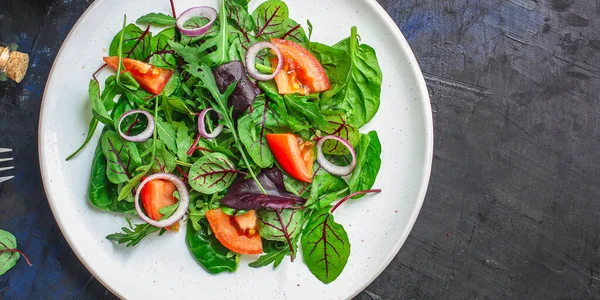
[324,27,382,128]
[301,207,350,284]
[89,79,112,125]
[258,209,304,260]
[88,139,135,213]
[220,167,305,210]
[155,117,178,154]
[310,42,351,104]
[101,131,142,184]
[347,131,382,197]
[136,12,176,27]
[109,23,152,61]
[320,112,359,155]
[305,168,349,209]
[186,219,238,274]
[188,153,239,194]
[101,76,121,111]
[106,219,160,247]
[0,229,32,275]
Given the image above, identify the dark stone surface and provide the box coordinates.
[1,0,599,299]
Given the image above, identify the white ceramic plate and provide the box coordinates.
[39,0,432,298]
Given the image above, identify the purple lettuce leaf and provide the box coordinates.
[212,60,260,120]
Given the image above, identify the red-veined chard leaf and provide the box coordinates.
[0,229,32,275]
[109,23,152,61]
[252,0,308,46]
[148,28,176,69]
[258,208,304,261]
[238,97,288,168]
[188,153,240,194]
[320,112,360,155]
[301,207,351,284]
[305,168,349,209]
[220,167,306,210]
[101,131,142,184]
[139,139,176,174]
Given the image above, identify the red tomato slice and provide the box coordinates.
[270,38,331,95]
[266,133,314,183]
[205,209,263,255]
[103,57,174,95]
[140,179,180,231]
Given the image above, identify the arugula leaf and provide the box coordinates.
[301,207,350,284]
[186,219,238,274]
[258,209,304,260]
[136,12,176,27]
[326,27,382,128]
[101,131,142,184]
[188,153,240,194]
[109,23,152,61]
[284,94,327,128]
[305,168,349,209]
[106,220,160,247]
[0,229,32,275]
[347,131,382,197]
[155,116,178,154]
[249,239,294,268]
[320,112,359,155]
[89,79,113,125]
[66,119,99,161]
[176,122,194,163]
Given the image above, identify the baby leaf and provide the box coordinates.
[305,168,349,209]
[136,12,176,27]
[0,229,32,275]
[258,209,304,261]
[106,219,160,247]
[101,131,142,184]
[188,153,240,194]
[109,23,152,61]
[347,131,381,198]
[186,220,238,274]
[176,122,194,163]
[301,207,350,284]
[156,117,178,154]
[320,112,359,155]
[89,79,113,125]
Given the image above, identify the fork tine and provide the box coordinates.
[0,176,14,183]
[0,157,13,163]
[0,166,14,172]
[0,148,12,154]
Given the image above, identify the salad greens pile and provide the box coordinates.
[68,0,383,284]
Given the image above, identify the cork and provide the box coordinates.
[0,46,29,83]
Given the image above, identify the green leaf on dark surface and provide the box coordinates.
[0,229,32,275]
[101,131,142,184]
[136,12,176,27]
[188,153,239,194]
[186,219,238,274]
[301,207,350,284]
[347,131,382,197]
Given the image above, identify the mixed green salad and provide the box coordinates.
[68,0,383,283]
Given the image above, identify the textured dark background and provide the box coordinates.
[1,0,599,299]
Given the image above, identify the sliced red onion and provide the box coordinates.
[198,108,223,139]
[245,42,283,81]
[134,173,190,228]
[176,6,218,36]
[118,110,155,142]
[316,135,357,176]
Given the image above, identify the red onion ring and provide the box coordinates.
[118,110,155,143]
[176,6,217,36]
[245,42,283,81]
[316,135,357,176]
[134,173,190,228]
[198,108,223,139]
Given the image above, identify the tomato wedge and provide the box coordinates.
[140,179,180,231]
[270,38,331,95]
[103,56,173,95]
[205,209,262,255]
[266,133,314,183]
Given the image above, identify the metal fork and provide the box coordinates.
[0,148,14,183]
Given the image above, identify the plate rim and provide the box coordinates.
[38,0,433,298]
